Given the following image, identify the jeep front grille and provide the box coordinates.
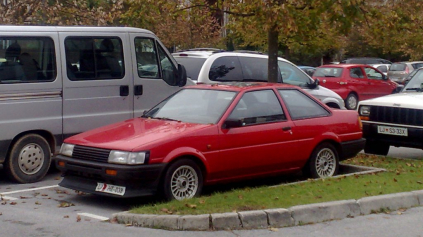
[370,106,423,126]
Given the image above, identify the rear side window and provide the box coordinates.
[390,63,406,71]
[0,37,56,83]
[411,63,423,69]
[209,56,243,81]
[376,65,388,73]
[314,67,343,77]
[174,57,206,81]
[65,37,124,80]
[278,61,311,86]
[350,67,364,78]
[278,89,329,120]
[239,57,267,81]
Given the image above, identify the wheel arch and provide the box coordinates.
[6,130,56,161]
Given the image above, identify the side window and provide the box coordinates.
[0,37,56,83]
[239,57,267,81]
[376,65,388,73]
[228,90,286,125]
[157,44,178,86]
[65,37,124,80]
[350,67,364,78]
[209,56,243,81]
[278,89,329,120]
[364,67,383,80]
[278,61,311,86]
[135,37,159,78]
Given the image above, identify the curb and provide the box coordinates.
[112,190,423,230]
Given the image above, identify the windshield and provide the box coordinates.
[403,69,423,92]
[174,57,206,81]
[314,67,343,77]
[143,88,237,124]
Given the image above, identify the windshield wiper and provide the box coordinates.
[405,88,423,92]
[152,117,180,122]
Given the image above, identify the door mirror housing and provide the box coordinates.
[177,64,187,87]
[222,119,243,129]
[308,78,319,89]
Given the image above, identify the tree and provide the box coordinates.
[216,0,366,82]
[121,0,222,50]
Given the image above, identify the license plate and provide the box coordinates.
[95,183,126,196]
[377,125,408,136]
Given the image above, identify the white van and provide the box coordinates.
[0,26,189,183]
[173,50,345,109]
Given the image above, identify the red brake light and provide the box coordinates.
[405,67,410,74]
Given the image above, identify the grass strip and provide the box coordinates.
[130,154,423,215]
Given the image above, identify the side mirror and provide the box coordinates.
[177,64,187,87]
[308,78,319,89]
[222,119,243,129]
[382,74,387,80]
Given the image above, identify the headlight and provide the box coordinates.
[359,105,371,116]
[108,151,149,165]
[60,143,75,157]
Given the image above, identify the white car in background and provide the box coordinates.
[173,50,346,109]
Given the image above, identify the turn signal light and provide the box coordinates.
[58,161,65,167]
[359,116,369,121]
[358,116,363,130]
[105,169,117,176]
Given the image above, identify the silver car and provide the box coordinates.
[388,61,423,84]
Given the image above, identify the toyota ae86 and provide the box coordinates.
[55,82,365,200]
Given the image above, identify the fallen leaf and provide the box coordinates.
[35,201,41,205]
[10,202,17,205]
[397,212,402,215]
[238,195,243,200]
[161,208,169,213]
[125,223,133,227]
[58,202,75,208]
[64,215,69,218]
[185,203,197,209]
[76,215,81,222]
[398,208,406,212]
[269,227,279,232]
[20,196,30,199]
[417,181,422,184]
[393,178,397,182]
[41,194,48,197]
[199,199,206,204]
[0,212,2,216]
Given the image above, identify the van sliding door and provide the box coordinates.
[59,32,133,138]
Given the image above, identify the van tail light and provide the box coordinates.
[405,67,410,74]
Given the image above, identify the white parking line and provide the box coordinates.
[1,196,18,201]
[0,185,59,195]
[77,212,110,221]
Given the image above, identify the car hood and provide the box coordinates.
[64,118,213,151]
[359,92,423,108]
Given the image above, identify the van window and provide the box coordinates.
[0,37,56,83]
[209,56,243,81]
[278,61,311,86]
[158,44,178,86]
[135,38,159,78]
[65,37,124,80]
[239,57,268,81]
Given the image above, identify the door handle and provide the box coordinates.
[120,85,129,96]
[282,126,291,131]
[134,85,143,96]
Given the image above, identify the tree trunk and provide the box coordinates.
[267,24,279,83]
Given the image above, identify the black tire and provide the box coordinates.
[345,93,358,110]
[364,140,390,156]
[305,143,339,179]
[5,134,51,183]
[162,159,203,201]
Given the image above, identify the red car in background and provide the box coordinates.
[313,64,398,110]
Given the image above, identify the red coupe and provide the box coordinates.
[56,82,365,200]
[313,64,398,110]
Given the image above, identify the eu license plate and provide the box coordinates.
[95,183,126,196]
[377,125,408,136]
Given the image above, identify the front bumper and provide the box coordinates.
[340,138,366,160]
[362,122,423,149]
[55,155,166,198]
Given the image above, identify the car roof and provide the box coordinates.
[185,82,299,92]
[173,51,291,62]
[318,64,367,68]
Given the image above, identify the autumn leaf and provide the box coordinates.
[238,195,243,200]
[64,215,69,218]
[199,199,206,204]
[269,227,279,232]
[35,201,41,205]
[10,202,17,205]
[76,215,81,222]
[185,203,197,209]
[58,202,75,208]
[20,196,30,199]
[393,178,398,182]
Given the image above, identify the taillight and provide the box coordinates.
[405,67,409,74]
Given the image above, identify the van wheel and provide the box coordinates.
[5,134,51,183]
[162,159,203,201]
[305,143,339,178]
[345,93,358,110]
